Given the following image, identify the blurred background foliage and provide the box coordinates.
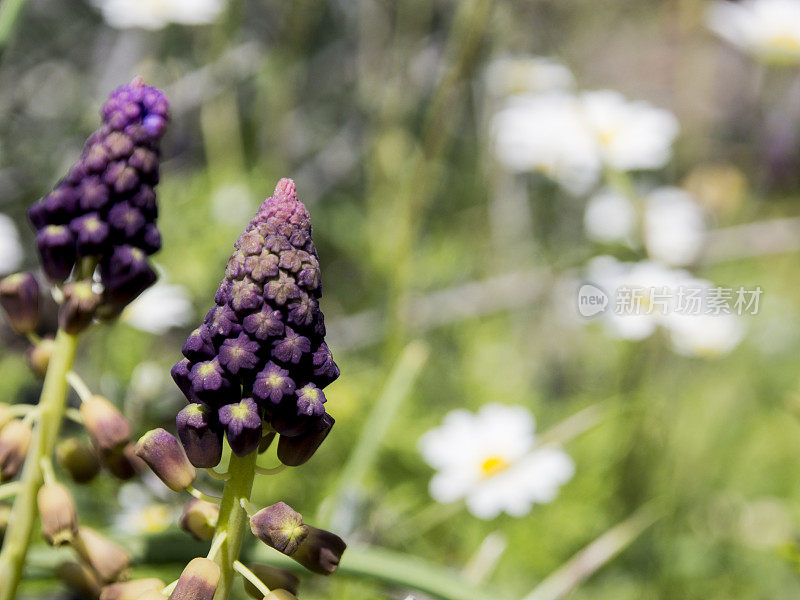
[2,0,800,599]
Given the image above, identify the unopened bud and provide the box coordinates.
[219,398,262,457]
[179,498,218,541]
[26,336,54,377]
[59,281,101,334]
[135,428,196,492]
[101,443,145,480]
[249,502,308,556]
[74,526,131,583]
[242,564,299,599]
[0,420,32,480]
[277,413,334,467]
[56,437,101,483]
[176,403,222,468]
[38,482,78,546]
[80,395,131,452]
[57,560,102,599]
[0,273,39,334]
[99,578,164,600]
[292,526,346,575]
[258,431,276,454]
[168,557,220,600]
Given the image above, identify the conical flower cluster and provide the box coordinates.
[27,77,168,311]
[173,179,338,462]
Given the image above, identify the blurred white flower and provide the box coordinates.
[0,214,23,275]
[122,281,192,334]
[707,0,800,64]
[580,90,679,173]
[492,93,600,194]
[665,311,745,358]
[115,480,176,535]
[419,404,574,519]
[644,187,707,267]
[583,189,637,244]
[486,57,575,97]
[94,0,224,30]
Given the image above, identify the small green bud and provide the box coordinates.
[179,498,219,541]
[37,482,78,546]
[250,502,308,555]
[242,564,299,600]
[57,560,102,599]
[168,557,220,600]
[80,395,131,452]
[0,420,32,480]
[0,272,39,334]
[292,526,346,575]
[73,526,131,583]
[26,336,54,378]
[56,437,101,483]
[59,281,101,334]
[99,578,165,600]
[135,428,196,492]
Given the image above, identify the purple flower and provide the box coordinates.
[218,333,260,376]
[272,328,310,365]
[265,272,300,306]
[218,398,262,456]
[204,305,242,341]
[295,384,326,417]
[252,362,295,405]
[189,358,237,406]
[181,325,216,362]
[312,343,340,387]
[70,213,110,255]
[242,307,284,341]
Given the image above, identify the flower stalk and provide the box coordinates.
[0,328,78,599]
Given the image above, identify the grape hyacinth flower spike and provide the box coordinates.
[0,78,169,600]
[132,179,344,600]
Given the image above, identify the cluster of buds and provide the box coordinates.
[27,77,168,322]
[171,178,339,465]
[119,180,345,600]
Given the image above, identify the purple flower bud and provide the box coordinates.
[287,296,317,327]
[252,362,295,405]
[176,403,222,468]
[80,395,131,452]
[0,272,40,334]
[179,499,219,541]
[250,502,308,555]
[107,201,145,239]
[312,343,339,387]
[78,177,111,211]
[100,443,145,481]
[228,280,263,313]
[272,328,310,365]
[57,561,102,598]
[265,272,300,306]
[245,252,279,281]
[103,131,134,160]
[100,245,157,309]
[292,526,346,575]
[0,420,32,480]
[70,212,111,255]
[189,358,238,406]
[218,333,260,376]
[36,225,76,282]
[171,358,194,400]
[295,384,326,417]
[139,223,162,254]
[169,558,220,600]
[74,526,130,583]
[100,578,165,600]
[56,437,101,484]
[218,398,262,456]
[59,281,101,334]
[204,305,242,341]
[182,325,216,362]
[242,307,284,341]
[37,482,78,546]
[242,564,299,600]
[135,428,196,492]
[143,114,167,138]
[277,413,334,467]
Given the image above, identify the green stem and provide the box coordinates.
[211,450,257,600]
[0,329,78,600]
[0,0,26,51]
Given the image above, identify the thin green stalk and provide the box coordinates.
[0,329,78,600]
[0,0,26,51]
[211,450,257,600]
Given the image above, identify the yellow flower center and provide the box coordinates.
[479,455,510,478]
[766,34,800,54]
[138,505,171,534]
[598,128,618,148]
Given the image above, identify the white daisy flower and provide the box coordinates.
[644,187,707,267]
[0,215,23,275]
[122,280,193,334]
[492,92,601,194]
[706,0,800,64]
[93,0,225,30]
[485,56,575,97]
[583,189,637,244]
[419,404,574,519]
[665,310,745,358]
[580,90,679,173]
[115,480,176,535]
